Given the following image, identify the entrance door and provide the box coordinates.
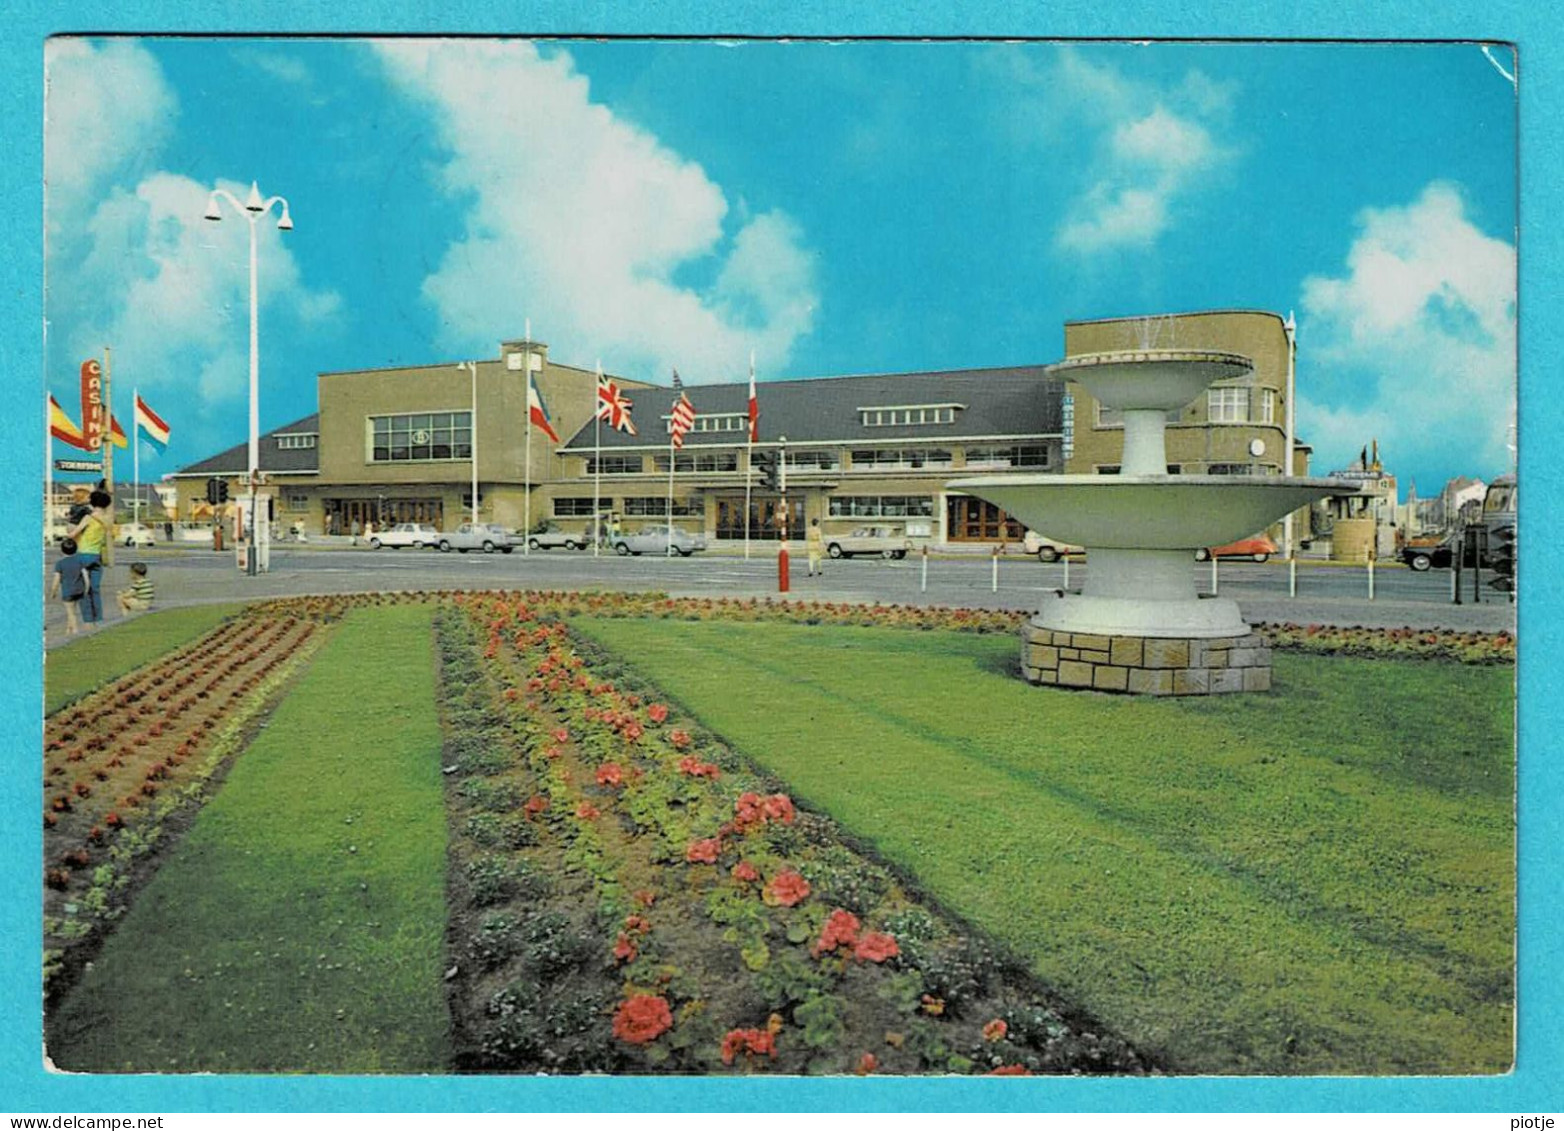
[716,496,803,540]
[946,497,1022,542]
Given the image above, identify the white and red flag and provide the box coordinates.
[747,354,759,443]
[596,376,637,435]
[528,374,560,443]
[669,390,695,450]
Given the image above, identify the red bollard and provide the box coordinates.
[778,541,791,593]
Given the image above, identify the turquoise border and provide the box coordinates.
[5,2,1557,1113]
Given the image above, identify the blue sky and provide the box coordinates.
[43,37,1517,497]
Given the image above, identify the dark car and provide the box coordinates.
[1400,541,1454,572]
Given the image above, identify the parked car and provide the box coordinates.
[437,523,517,554]
[1022,530,1083,563]
[118,522,156,548]
[1400,539,1455,572]
[612,525,708,557]
[1194,535,1277,563]
[368,522,440,549]
[825,526,912,560]
[527,523,588,551]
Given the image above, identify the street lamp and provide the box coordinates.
[204,181,293,576]
[457,361,479,526]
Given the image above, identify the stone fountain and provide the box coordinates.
[947,347,1356,695]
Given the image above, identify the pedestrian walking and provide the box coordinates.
[48,536,89,636]
[67,489,112,624]
[350,518,360,546]
[806,518,824,577]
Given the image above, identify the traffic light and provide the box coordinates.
[217,479,230,504]
[205,477,220,505]
[1488,523,1515,591]
[756,451,780,492]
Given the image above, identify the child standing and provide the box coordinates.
[49,537,88,636]
[116,561,155,616]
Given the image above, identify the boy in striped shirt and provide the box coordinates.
[117,561,155,615]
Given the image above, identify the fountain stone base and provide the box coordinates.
[1020,618,1272,696]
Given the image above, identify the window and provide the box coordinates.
[553,497,595,517]
[827,495,936,519]
[285,492,309,511]
[370,412,470,462]
[1261,389,1277,424]
[1207,387,1250,423]
[964,445,1050,469]
[276,433,317,450]
[652,452,740,473]
[623,496,705,517]
[848,448,953,470]
[784,449,840,471]
[585,455,643,475]
[676,414,749,434]
[859,404,960,427]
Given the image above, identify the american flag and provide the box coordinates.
[669,385,696,451]
[596,377,638,435]
[747,356,759,444]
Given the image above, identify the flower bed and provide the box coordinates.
[433,594,1150,1075]
[42,611,327,996]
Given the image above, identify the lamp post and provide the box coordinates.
[1283,311,1297,560]
[457,361,479,526]
[204,181,293,576]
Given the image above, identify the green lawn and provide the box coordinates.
[571,617,1515,1075]
[47,605,450,1072]
[45,603,250,714]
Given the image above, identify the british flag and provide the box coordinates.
[596,377,637,435]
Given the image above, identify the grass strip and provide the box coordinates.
[46,604,449,1073]
[571,617,1514,1075]
[46,603,250,715]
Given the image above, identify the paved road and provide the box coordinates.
[43,541,1517,648]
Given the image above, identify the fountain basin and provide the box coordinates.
[945,474,1353,550]
[1051,349,1254,412]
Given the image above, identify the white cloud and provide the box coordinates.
[1299,182,1515,480]
[374,39,817,382]
[44,38,176,256]
[1022,49,1234,255]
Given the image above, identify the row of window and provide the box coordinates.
[827,495,937,518]
[583,447,1047,475]
[553,496,705,518]
[860,404,959,427]
[664,414,750,434]
[276,434,317,450]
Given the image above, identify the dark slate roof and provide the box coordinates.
[171,413,320,476]
[559,366,1064,451]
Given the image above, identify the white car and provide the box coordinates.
[1022,530,1083,563]
[368,522,440,549]
[526,524,588,551]
[612,525,708,557]
[118,522,156,548]
[825,526,911,560]
[436,523,517,554]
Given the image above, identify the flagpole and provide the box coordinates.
[593,360,602,558]
[103,348,114,566]
[745,351,754,561]
[524,321,532,557]
[667,414,676,560]
[133,386,140,527]
[44,391,52,542]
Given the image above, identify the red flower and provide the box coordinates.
[734,792,766,831]
[544,745,564,761]
[731,860,761,884]
[576,802,601,820]
[813,909,860,956]
[678,755,702,776]
[621,722,644,743]
[596,762,624,787]
[624,913,653,935]
[669,729,692,749]
[105,811,123,828]
[686,837,722,864]
[613,994,673,1045]
[552,727,570,743]
[613,933,638,963]
[762,869,810,907]
[762,793,796,824]
[522,794,549,818]
[720,1028,777,1066]
[853,931,899,963]
[633,889,657,908]
[988,1064,1031,1076]
[983,1018,1009,1043]
[647,703,670,724]
[856,1053,878,1075]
